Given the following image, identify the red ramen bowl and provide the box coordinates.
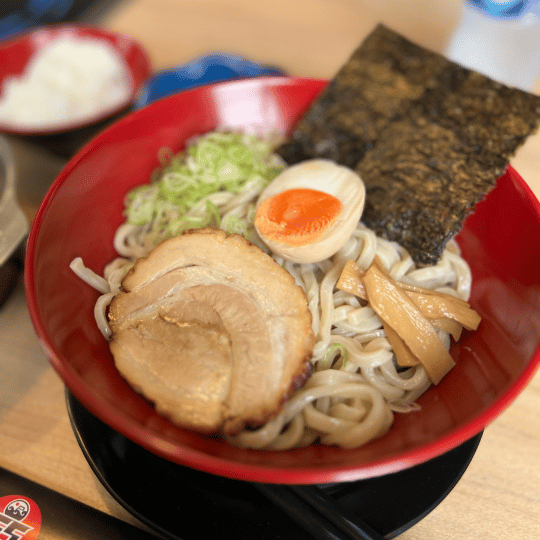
[24,77,540,484]
[0,23,152,156]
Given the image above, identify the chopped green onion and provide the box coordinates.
[324,343,349,367]
[223,214,251,240]
[124,185,159,225]
[205,200,221,228]
[123,131,284,247]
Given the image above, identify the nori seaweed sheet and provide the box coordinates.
[277,24,540,265]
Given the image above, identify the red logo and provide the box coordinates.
[0,496,41,540]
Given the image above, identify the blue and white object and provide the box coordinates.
[133,54,284,109]
[446,0,540,91]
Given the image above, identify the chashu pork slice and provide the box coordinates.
[108,227,315,435]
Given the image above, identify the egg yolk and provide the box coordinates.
[255,188,343,246]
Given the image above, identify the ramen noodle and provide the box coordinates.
[71,131,473,450]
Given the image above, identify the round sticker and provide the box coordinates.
[0,495,41,540]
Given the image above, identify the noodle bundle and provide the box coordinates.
[71,132,472,450]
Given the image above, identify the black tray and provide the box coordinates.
[67,391,482,540]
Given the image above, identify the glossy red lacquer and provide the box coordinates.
[24,77,540,484]
[0,23,152,134]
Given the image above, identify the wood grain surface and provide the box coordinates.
[1,1,539,539]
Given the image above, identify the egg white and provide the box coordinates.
[255,159,366,264]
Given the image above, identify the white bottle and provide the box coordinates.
[446,0,540,91]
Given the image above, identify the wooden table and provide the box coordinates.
[1,1,539,538]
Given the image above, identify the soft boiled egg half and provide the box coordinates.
[254,159,366,264]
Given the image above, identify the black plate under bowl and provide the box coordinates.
[66,391,482,540]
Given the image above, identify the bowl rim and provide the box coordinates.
[0,22,153,135]
[23,76,540,484]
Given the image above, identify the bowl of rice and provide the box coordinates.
[0,23,152,156]
[24,76,540,484]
